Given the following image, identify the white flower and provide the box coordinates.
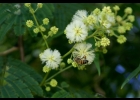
[72,42,95,65]
[106,13,115,24]
[98,11,106,24]
[65,20,88,43]
[72,10,88,23]
[39,48,62,69]
[72,10,96,31]
[103,21,111,29]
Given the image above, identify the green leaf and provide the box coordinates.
[35,3,54,24]
[121,64,140,89]
[0,14,16,41]
[5,74,33,98]
[0,12,7,25]
[14,15,26,35]
[7,67,43,96]
[68,88,95,98]
[0,57,43,98]
[42,3,54,18]
[51,88,95,98]
[7,57,42,83]
[0,84,18,98]
[94,53,100,76]
[51,90,72,98]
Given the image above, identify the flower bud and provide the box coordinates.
[50,79,57,87]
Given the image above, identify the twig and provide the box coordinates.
[0,47,19,56]
[18,36,25,62]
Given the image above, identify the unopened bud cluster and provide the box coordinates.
[25,3,59,38]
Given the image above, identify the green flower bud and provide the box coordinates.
[24,3,31,8]
[116,16,122,22]
[124,7,132,14]
[60,62,66,68]
[26,20,34,28]
[43,66,51,73]
[67,58,73,64]
[117,35,127,44]
[43,18,49,25]
[50,26,59,34]
[78,65,86,70]
[100,37,110,47]
[92,8,101,15]
[113,5,120,11]
[68,40,73,44]
[123,22,133,31]
[45,86,51,91]
[72,62,77,68]
[39,26,46,32]
[43,35,47,39]
[33,27,39,34]
[48,31,53,37]
[95,41,101,47]
[117,26,126,34]
[50,79,57,87]
[37,3,43,8]
[102,6,112,13]
[127,15,135,22]
[102,48,107,54]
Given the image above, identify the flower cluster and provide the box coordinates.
[25,3,59,38]
[65,6,134,55]
[24,3,135,93]
[65,5,134,69]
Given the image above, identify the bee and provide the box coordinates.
[74,55,88,65]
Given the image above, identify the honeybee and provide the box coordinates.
[74,55,88,65]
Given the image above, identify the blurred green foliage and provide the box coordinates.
[0,3,140,98]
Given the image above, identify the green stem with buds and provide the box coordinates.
[32,12,49,48]
[30,9,50,86]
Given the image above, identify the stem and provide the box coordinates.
[31,11,49,86]
[62,47,74,59]
[113,33,118,38]
[32,13,49,48]
[93,36,101,41]
[56,86,65,91]
[122,13,127,20]
[0,47,18,56]
[46,65,72,82]
[18,36,25,62]
[114,10,117,16]
[85,30,99,40]
[39,72,50,86]
[34,8,39,13]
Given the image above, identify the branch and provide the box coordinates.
[0,47,19,56]
[18,36,25,62]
